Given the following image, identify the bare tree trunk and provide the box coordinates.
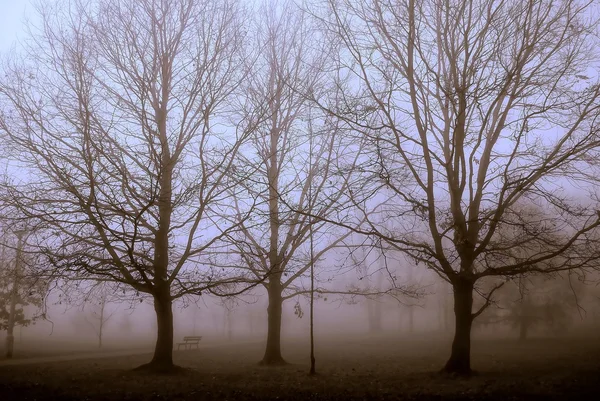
[139,290,174,371]
[227,309,233,342]
[367,298,381,333]
[374,272,383,332]
[442,278,474,375]
[367,272,383,333]
[98,301,105,349]
[518,276,529,341]
[248,311,255,335]
[261,282,285,365]
[519,299,532,341]
[5,232,24,359]
[444,288,452,333]
[438,294,444,332]
[398,305,403,332]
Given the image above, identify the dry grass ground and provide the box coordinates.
[0,333,599,400]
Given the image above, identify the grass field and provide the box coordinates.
[1,333,599,400]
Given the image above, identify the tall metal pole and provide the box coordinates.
[6,230,25,359]
[308,122,316,376]
[408,266,414,333]
[309,203,316,375]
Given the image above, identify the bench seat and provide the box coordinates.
[176,335,202,350]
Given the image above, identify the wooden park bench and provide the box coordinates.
[176,336,202,350]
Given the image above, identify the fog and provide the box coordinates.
[4,268,600,352]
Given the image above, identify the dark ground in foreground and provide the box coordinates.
[0,334,599,400]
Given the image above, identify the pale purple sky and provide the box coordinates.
[0,0,31,52]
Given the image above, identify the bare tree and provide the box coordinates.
[214,295,238,342]
[82,283,120,349]
[222,3,365,366]
[0,228,45,358]
[315,0,600,375]
[478,266,585,340]
[0,0,256,372]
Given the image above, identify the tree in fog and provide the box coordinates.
[352,250,387,333]
[218,296,237,342]
[480,271,584,340]
[317,0,600,374]
[0,234,45,338]
[77,282,123,349]
[0,0,255,371]
[84,296,114,349]
[365,269,384,333]
[225,3,368,365]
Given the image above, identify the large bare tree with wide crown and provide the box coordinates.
[0,0,258,372]
[312,0,600,375]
